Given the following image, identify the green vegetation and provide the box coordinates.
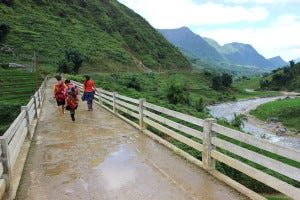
[231,113,247,128]
[0,0,190,72]
[0,21,10,42]
[0,68,43,135]
[250,97,300,132]
[265,195,291,200]
[67,71,238,118]
[260,60,300,91]
[57,48,84,74]
[233,76,281,99]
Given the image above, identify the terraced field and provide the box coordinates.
[0,68,43,135]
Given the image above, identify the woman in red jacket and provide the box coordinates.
[82,74,97,111]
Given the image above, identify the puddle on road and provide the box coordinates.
[43,163,70,176]
[94,145,137,190]
[45,142,76,150]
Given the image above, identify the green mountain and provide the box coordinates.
[158,27,225,63]
[0,0,191,72]
[158,27,282,76]
[222,42,275,70]
[268,56,288,68]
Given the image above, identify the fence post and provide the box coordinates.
[0,137,11,200]
[203,118,216,171]
[113,92,117,113]
[37,89,41,108]
[98,88,103,106]
[139,98,146,130]
[21,106,31,139]
[33,95,38,118]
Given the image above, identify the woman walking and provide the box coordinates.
[82,74,97,111]
[64,79,79,121]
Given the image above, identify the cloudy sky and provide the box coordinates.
[117,0,300,61]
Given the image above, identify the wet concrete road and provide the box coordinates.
[16,79,247,200]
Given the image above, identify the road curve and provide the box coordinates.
[16,78,247,200]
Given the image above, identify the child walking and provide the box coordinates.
[53,75,66,115]
[64,79,79,121]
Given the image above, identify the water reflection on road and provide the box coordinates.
[207,97,300,149]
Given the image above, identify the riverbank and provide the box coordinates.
[246,115,299,138]
[249,94,300,136]
[208,95,300,149]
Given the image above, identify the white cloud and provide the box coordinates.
[225,0,300,4]
[118,0,300,60]
[198,14,300,60]
[118,0,268,28]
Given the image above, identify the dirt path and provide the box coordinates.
[16,79,247,200]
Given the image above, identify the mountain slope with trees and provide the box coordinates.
[260,60,300,91]
[0,0,190,72]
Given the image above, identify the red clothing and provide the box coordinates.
[66,94,79,110]
[53,81,66,101]
[83,79,96,92]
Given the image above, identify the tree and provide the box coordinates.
[212,76,222,90]
[289,60,295,68]
[57,48,84,74]
[0,22,10,43]
[221,73,232,87]
[65,48,84,74]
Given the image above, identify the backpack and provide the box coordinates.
[55,83,66,101]
[66,83,78,96]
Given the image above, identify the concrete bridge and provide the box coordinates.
[0,77,299,200]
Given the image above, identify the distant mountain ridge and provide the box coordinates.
[158,27,224,63]
[158,27,287,74]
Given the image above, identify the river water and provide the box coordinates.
[207,96,300,150]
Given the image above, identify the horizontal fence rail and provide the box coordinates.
[0,76,47,200]
[73,80,300,200]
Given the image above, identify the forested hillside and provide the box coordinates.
[0,0,191,72]
[260,60,300,91]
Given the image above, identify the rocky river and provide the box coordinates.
[207,96,300,150]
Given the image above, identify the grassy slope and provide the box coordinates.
[0,0,190,72]
[233,76,281,99]
[0,68,43,135]
[250,97,300,132]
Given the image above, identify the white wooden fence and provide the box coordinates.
[74,80,300,200]
[0,77,47,200]
[0,78,299,200]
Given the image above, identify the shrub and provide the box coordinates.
[57,60,72,74]
[0,63,9,69]
[0,0,14,7]
[167,81,190,105]
[212,75,222,90]
[195,97,205,112]
[126,75,141,91]
[0,22,10,43]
